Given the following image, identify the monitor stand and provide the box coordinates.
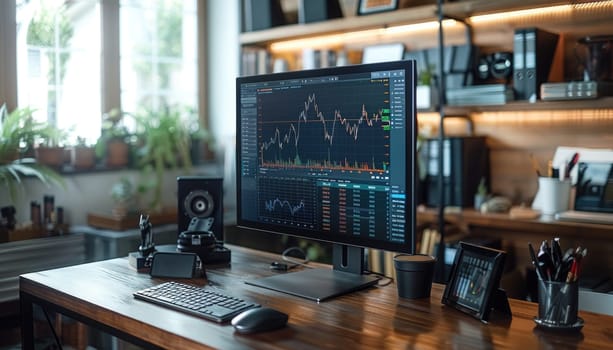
[245,244,379,302]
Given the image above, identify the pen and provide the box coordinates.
[565,152,579,179]
[566,259,578,283]
[528,242,545,281]
[551,237,562,267]
[538,241,555,280]
[530,154,542,177]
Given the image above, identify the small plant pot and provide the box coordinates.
[106,140,130,168]
[35,146,66,169]
[72,146,96,170]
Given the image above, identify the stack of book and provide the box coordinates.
[446,84,515,106]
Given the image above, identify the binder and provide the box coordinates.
[243,0,285,32]
[513,28,559,101]
[298,0,342,24]
[513,29,526,100]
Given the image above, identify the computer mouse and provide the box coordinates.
[231,307,288,334]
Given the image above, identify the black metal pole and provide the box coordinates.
[434,0,447,284]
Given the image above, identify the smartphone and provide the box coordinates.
[149,252,198,278]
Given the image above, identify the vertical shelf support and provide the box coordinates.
[433,1,475,283]
[434,0,447,284]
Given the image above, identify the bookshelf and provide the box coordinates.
[238,0,613,284]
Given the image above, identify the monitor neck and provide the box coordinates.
[332,244,365,275]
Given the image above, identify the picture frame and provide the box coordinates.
[442,242,510,322]
[357,0,399,15]
[362,43,406,64]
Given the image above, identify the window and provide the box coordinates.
[16,0,101,144]
[119,0,197,114]
[12,0,199,146]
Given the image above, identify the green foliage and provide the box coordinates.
[133,106,194,211]
[477,177,488,196]
[0,104,62,159]
[94,109,135,159]
[0,104,64,202]
[418,64,435,86]
[111,177,135,204]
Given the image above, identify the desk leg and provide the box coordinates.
[20,291,34,350]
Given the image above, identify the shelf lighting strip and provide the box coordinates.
[269,20,458,52]
[268,1,613,53]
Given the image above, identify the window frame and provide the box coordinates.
[0,0,208,149]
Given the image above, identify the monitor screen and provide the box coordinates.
[236,60,417,301]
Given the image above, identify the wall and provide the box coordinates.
[204,1,240,222]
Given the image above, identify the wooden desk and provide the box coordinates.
[20,245,613,349]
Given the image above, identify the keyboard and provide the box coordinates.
[555,210,613,225]
[133,281,259,322]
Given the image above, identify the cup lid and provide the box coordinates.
[393,254,436,270]
[394,254,435,262]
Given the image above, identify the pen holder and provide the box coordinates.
[532,177,570,215]
[537,279,579,327]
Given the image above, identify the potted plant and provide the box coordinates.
[474,177,489,211]
[110,177,136,218]
[95,109,134,168]
[0,104,63,201]
[35,124,69,170]
[182,107,215,164]
[71,136,96,170]
[416,64,437,110]
[133,106,194,212]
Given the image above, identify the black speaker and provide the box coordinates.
[177,176,223,241]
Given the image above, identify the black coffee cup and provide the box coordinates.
[393,254,436,299]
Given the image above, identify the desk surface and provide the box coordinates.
[20,245,613,349]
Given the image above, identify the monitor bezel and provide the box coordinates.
[235,60,417,255]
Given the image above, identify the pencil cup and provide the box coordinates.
[393,254,436,299]
[536,177,570,215]
[537,279,578,326]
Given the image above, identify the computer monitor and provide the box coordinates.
[236,60,417,301]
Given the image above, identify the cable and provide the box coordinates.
[280,246,311,268]
[269,246,311,271]
[364,270,394,287]
[42,307,63,350]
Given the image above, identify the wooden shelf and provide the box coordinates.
[415,97,613,116]
[417,208,612,240]
[441,97,613,114]
[240,4,438,46]
[239,0,569,46]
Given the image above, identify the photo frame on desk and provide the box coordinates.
[357,0,398,15]
[442,242,510,323]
